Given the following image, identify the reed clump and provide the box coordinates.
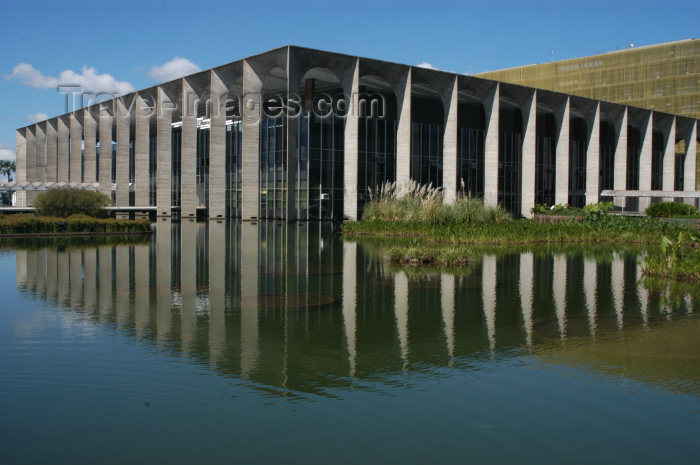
[361,181,510,225]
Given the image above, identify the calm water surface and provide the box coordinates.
[1,221,699,464]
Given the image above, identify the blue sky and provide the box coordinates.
[1,0,698,162]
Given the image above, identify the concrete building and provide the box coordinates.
[477,39,700,187]
[12,45,700,219]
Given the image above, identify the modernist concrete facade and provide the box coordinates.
[13,45,700,220]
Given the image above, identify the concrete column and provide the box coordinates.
[635,260,649,328]
[441,274,455,360]
[69,113,82,183]
[684,122,697,192]
[611,252,624,330]
[209,71,227,219]
[25,126,36,205]
[57,250,70,305]
[612,108,628,207]
[180,80,197,219]
[83,248,97,313]
[181,219,197,351]
[394,270,409,369]
[156,218,172,339]
[209,220,226,362]
[483,84,500,207]
[554,97,570,206]
[115,99,130,206]
[241,60,262,220]
[46,119,57,183]
[35,123,46,183]
[520,90,537,218]
[342,241,357,377]
[46,249,57,302]
[35,250,47,297]
[583,258,597,337]
[519,252,534,347]
[83,109,97,184]
[15,249,27,288]
[343,58,360,220]
[98,107,113,196]
[585,103,601,205]
[57,115,70,183]
[69,250,83,310]
[285,56,300,223]
[156,87,173,216]
[661,117,676,196]
[98,246,113,321]
[638,112,653,211]
[395,68,412,189]
[115,245,130,327]
[134,95,151,206]
[26,250,36,292]
[134,243,150,337]
[443,76,459,204]
[482,255,496,353]
[553,254,567,339]
[15,129,26,206]
[240,222,259,375]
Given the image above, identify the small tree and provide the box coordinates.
[34,188,113,218]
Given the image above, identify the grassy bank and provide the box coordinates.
[0,214,151,235]
[344,183,697,266]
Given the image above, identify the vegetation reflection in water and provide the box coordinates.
[12,219,700,398]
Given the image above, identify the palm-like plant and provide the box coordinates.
[0,160,16,182]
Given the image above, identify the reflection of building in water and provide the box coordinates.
[13,224,698,395]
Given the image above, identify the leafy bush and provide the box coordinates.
[34,188,112,218]
[645,202,699,218]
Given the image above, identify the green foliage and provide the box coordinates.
[362,181,510,225]
[34,188,113,218]
[641,232,700,284]
[583,201,614,219]
[0,214,151,235]
[645,201,699,218]
[0,160,15,182]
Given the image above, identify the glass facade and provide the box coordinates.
[411,123,444,188]
[626,148,641,211]
[535,136,555,206]
[260,116,287,219]
[196,127,210,207]
[296,113,345,221]
[225,121,242,218]
[457,127,485,198]
[358,117,396,215]
[498,132,522,216]
[111,141,116,203]
[171,128,182,207]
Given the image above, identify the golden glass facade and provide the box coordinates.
[477,39,699,119]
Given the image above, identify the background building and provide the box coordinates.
[477,39,700,186]
[12,46,700,220]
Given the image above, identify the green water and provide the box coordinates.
[1,220,698,464]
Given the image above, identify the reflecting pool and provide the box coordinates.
[1,221,699,464]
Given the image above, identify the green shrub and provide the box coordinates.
[34,188,112,218]
[0,214,151,235]
[645,201,699,218]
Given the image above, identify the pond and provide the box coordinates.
[1,220,698,464]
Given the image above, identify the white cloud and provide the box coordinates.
[26,112,49,123]
[417,62,439,70]
[5,63,134,95]
[0,142,15,162]
[148,57,201,82]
